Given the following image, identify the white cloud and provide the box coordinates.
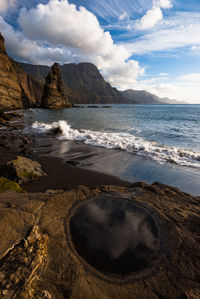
[154,0,172,9]
[134,0,172,31]
[119,12,128,21]
[179,73,200,82]
[102,60,144,89]
[0,0,16,13]
[0,17,70,65]
[125,13,200,54]
[117,73,200,104]
[159,72,168,76]
[0,0,143,88]
[135,6,163,31]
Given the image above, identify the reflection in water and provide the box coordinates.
[70,195,160,276]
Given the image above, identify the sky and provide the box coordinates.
[0,0,200,103]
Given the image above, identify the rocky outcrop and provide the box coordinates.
[4,156,47,183]
[0,183,199,298]
[41,63,73,108]
[0,32,43,110]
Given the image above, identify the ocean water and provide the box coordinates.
[24,104,200,194]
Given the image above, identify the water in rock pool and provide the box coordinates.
[24,104,200,195]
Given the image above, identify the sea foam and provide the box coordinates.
[32,120,200,169]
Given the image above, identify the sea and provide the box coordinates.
[24,104,200,195]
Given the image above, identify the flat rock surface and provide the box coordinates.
[0,182,200,298]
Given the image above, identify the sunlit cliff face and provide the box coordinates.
[69,195,161,278]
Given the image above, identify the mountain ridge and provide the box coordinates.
[20,61,185,105]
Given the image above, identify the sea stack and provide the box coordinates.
[41,62,72,108]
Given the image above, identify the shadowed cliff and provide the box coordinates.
[0,32,43,110]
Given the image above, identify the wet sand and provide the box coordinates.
[21,154,130,192]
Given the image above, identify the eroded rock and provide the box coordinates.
[0,226,48,299]
[0,183,199,298]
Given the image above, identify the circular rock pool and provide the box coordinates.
[68,195,161,281]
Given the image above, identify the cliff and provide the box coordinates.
[20,62,130,104]
[41,63,73,108]
[0,32,43,110]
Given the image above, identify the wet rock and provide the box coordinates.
[65,160,80,167]
[0,183,199,298]
[5,156,47,183]
[0,177,25,193]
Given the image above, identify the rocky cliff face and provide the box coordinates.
[0,32,43,110]
[61,63,129,104]
[41,63,73,108]
[20,62,130,104]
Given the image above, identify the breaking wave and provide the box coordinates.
[32,120,200,169]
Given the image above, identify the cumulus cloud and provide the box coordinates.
[12,0,142,86]
[0,0,16,13]
[134,0,172,31]
[102,60,144,90]
[0,17,68,65]
[135,5,163,31]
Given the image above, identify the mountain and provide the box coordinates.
[121,90,162,104]
[0,31,184,109]
[0,32,43,110]
[121,89,186,105]
[19,62,130,104]
[41,63,72,109]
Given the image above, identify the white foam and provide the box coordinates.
[31,120,200,169]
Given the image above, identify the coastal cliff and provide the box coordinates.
[0,33,43,110]
[20,61,130,104]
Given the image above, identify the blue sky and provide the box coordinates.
[0,0,200,103]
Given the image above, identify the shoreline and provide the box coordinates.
[1,109,200,196]
[21,154,131,192]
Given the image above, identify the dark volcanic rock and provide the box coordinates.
[41,63,73,108]
[0,32,43,110]
[0,183,199,298]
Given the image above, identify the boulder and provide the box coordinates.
[0,177,25,193]
[5,156,47,183]
[0,183,199,298]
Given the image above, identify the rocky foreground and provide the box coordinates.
[0,182,200,299]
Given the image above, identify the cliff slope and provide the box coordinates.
[0,32,43,110]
